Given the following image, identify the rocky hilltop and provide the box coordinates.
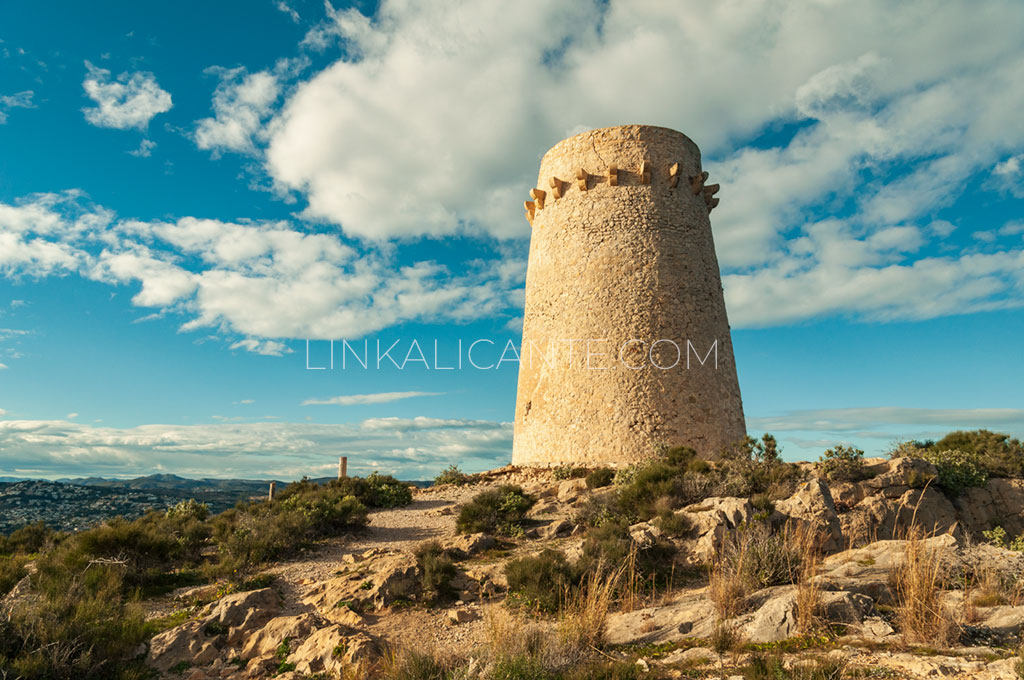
[5,438,1024,680]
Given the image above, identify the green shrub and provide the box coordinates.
[819,445,868,482]
[982,526,1024,552]
[719,521,802,590]
[456,485,534,536]
[932,430,1024,479]
[0,553,30,597]
[919,449,987,496]
[553,466,588,481]
[329,473,413,508]
[212,488,367,575]
[577,521,675,590]
[750,493,774,513]
[585,468,614,489]
[505,549,578,613]
[1,565,149,680]
[0,521,54,556]
[655,512,692,538]
[433,465,472,487]
[166,498,210,521]
[414,541,456,604]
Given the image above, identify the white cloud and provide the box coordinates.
[235,399,255,405]
[66,412,78,419]
[0,363,7,370]
[229,338,292,356]
[0,90,34,124]
[0,408,6,415]
[0,194,525,350]
[749,407,1024,433]
[129,138,156,157]
[194,67,282,155]
[302,391,443,406]
[275,1,300,23]
[82,61,172,130]
[0,417,512,480]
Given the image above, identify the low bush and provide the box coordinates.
[432,465,472,487]
[577,521,676,594]
[918,448,987,497]
[505,549,579,612]
[0,521,54,556]
[456,485,534,536]
[932,429,1024,479]
[414,541,456,604]
[0,553,30,597]
[212,486,367,574]
[819,445,868,482]
[654,511,691,538]
[329,472,413,509]
[710,521,803,618]
[585,467,614,489]
[553,466,588,481]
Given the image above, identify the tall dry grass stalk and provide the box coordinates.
[794,523,824,634]
[558,565,621,654]
[892,527,957,645]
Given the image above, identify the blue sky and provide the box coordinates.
[1,0,1023,480]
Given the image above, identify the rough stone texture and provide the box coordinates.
[512,125,746,466]
[774,478,844,553]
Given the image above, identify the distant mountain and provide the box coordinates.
[59,474,285,493]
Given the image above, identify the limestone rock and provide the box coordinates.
[557,478,588,503]
[774,478,843,553]
[955,478,1024,538]
[288,625,376,674]
[443,533,496,560]
[540,518,575,540]
[201,587,281,633]
[239,613,322,660]
[147,621,220,672]
[605,590,718,644]
[681,497,754,561]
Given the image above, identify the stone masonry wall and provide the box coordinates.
[511,125,746,467]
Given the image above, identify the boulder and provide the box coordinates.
[863,457,938,496]
[448,607,479,624]
[540,519,575,540]
[742,588,798,643]
[774,478,844,553]
[304,555,420,613]
[147,621,220,672]
[605,590,718,644]
[840,488,959,547]
[557,478,588,503]
[443,533,496,560]
[288,625,376,674]
[681,497,754,561]
[239,613,322,660]
[955,478,1024,539]
[819,534,958,602]
[202,587,281,632]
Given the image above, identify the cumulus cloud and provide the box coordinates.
[0,194,525,350]
[0,417,512,480]
[302,391,443,406]
[194,67,281,154]
[82,61,172,130]
[0,90,34,124]
[129,139,156,157]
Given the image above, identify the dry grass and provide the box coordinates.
[892,528,957,645]
[709,558,749,619]
[558,566,620,655]
[794,524,824,634]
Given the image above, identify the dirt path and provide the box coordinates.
[265,485,490,614]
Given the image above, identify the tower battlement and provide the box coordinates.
[511,125,746,467]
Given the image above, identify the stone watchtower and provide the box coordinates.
[512,125,746,467]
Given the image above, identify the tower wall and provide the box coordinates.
[511,125,746,467]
